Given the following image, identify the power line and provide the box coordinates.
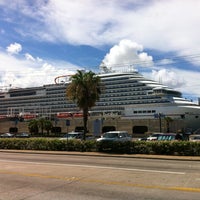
[1,52,200,74]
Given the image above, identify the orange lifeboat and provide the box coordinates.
[73,112,90,118]
[56,112,72,118]
[23,114,37,120]
[73,113,83,118]
[0,115,7,120]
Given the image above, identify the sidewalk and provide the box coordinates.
[1,149,200,161]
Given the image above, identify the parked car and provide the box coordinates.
[189,134,200,142]
[147,133,164,141]
[96,131,132,142]
[137,137,147,141]
[0,132,14,138]
[60,131,84,140]
[157,133,177,141]
[96,131,132,152]
[15,132,30,138]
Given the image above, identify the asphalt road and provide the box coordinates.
[0,151,200,200]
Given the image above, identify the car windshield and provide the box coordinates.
[68,134,79,138]
[63,132,83,139]
[103,133,119,138]
[158,135,175,140]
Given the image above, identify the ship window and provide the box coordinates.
[195,116,199,118]
[133,111,137,114]
[152,110,156,113]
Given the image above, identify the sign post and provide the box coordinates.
[66,120,70,150]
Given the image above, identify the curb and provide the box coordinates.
[1,149,200,161]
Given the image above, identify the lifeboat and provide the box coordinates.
[73,113,83,118]
[56,112,72,118]
[0,115,7,120]
[23,114,38,120]
[73,112,90,118]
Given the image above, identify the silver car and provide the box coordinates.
[0,132,14,138]
[189,134,200,142]
[60,131,84,140]
[97,131,132,142]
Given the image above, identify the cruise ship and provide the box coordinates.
[0,65,200,133]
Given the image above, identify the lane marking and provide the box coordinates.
[0,170,199,193]
[0,159,185,175]
[84,179,200,193]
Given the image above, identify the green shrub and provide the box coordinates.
[0,138,200,156]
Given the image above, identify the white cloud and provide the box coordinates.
[101,39,153,71]
[151,69,185,89]
[101,39,200,100]
[25,53,35,61]
[20,1,199,50]
[7,0,197,68]
[1,0,200,100]
[1,1,200,51]
[2,1,200,63]
[156,59,175,66]
[0,50,79,89]
[6,43,22,55]
[141,67,200,101]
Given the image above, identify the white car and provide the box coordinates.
[96,131,132,142]
[60,131,84,140]
[189,135,200,142]
[0,132,14,138]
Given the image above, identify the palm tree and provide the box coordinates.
[38,117,46,136]
[44,120,53,136]
[28,119,39,135]
[164,116,173,133]
[66,70,101,140]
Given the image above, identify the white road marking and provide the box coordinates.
[0,159,185,175]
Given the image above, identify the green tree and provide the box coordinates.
[66,70,101,140]
[44,119,53,136]
[28,119,39,135]
[38,117,46,136]
[164,116,173,133]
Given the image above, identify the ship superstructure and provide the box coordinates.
[0,67,200,130]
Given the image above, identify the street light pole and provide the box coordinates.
[154,113,164,133]
[159,113,162,132]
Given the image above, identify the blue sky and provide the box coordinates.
[0,0,200,102]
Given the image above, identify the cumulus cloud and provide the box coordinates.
[151,68,200,99]
[0,50,79,89]
[101,39,153,71]
[13,1,200,51]
[100,39,200,99]
[1,1,200,64]
[151,69,185,89]
[6,43,22,55]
